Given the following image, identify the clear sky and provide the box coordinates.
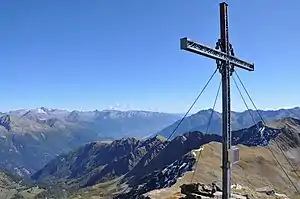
[0,0,299,113]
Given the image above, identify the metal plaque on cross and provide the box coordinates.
[229,146,240,164]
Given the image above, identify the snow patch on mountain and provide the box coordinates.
[36,108,46,114]
[14,167,31,177]
[120,152,196,198]
[235,124,281,147]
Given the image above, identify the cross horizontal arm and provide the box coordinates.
[180,37,254,71]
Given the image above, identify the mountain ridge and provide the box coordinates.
[157,107,300,139]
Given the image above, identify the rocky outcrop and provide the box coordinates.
[177,183,290,199]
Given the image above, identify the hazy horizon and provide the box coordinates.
[3,105,300,115]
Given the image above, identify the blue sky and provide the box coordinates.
[0,0,299,113]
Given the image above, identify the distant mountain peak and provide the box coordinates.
[0,115,12,131]
[37,107,48,113]
[93,109,101,116]
[21,109,47,121]
[39,107,58,113]
[66,110,80,122]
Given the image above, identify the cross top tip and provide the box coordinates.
[220,2,228,6]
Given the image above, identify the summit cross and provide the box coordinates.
[180,2,254,199]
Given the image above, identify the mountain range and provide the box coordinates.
[31,117,300,199]
[0,106,299,185]
[157,107,300,139]
[6,107,181,139]
[0,107,180,176]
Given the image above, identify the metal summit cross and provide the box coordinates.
[180,2,254,199]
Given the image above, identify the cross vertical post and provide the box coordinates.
[219,2,232,199]
[180,2,254,199]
